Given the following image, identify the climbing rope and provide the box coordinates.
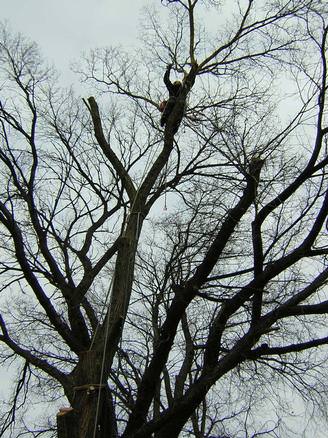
[92,275,115,438]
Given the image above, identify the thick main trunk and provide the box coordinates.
[57,350,117,438]
[57,214,142,438]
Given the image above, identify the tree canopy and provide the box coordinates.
[0,1,328,437]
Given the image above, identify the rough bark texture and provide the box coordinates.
[57,351,117,438]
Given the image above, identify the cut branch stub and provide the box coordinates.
[87,97,136,202]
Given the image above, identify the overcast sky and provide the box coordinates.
[1,0,144,82]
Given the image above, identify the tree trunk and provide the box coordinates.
[57,350,117,438]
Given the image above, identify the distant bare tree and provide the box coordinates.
[0,1,328,437]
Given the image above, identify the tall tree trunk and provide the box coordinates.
[57,212,142,438]
[57,351,118,438]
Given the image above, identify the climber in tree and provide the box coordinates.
[160,63,183,132]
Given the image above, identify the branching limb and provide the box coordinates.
[86,97,137,202]
[122,158,264,437]
[0,201,82,353]
[0,315,69,386]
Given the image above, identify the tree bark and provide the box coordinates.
[57,350,117,438]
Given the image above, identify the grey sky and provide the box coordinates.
[1,0,142,80]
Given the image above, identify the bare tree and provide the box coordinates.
[1,0,328,437]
